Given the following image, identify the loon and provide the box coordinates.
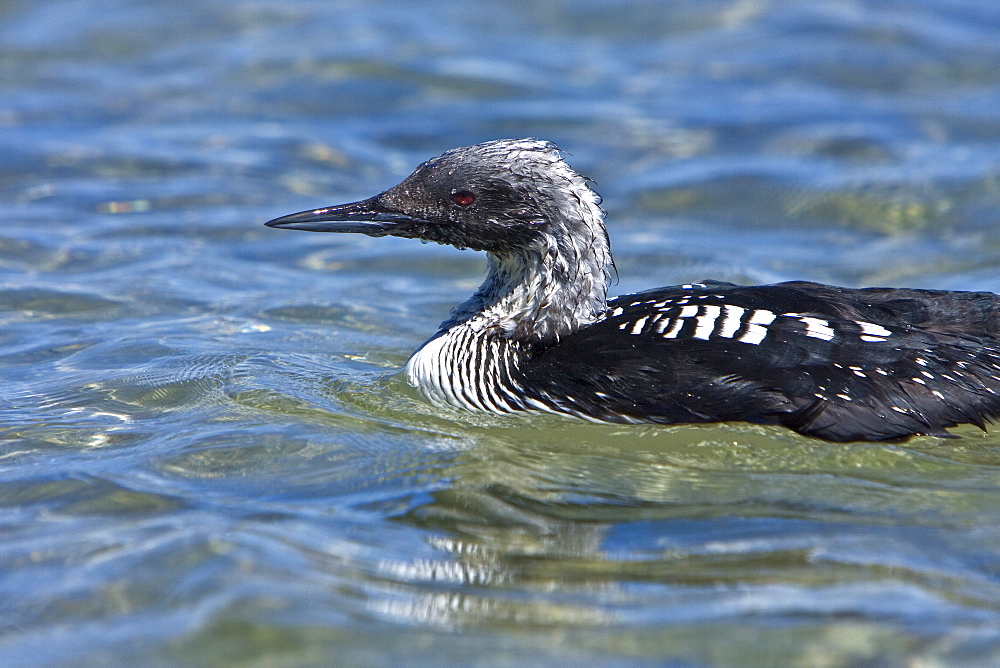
[266,138,1000,442]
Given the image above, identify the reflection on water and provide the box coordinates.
[4,0,1000,665]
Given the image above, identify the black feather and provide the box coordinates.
[521,282,1000,442]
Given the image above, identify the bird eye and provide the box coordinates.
[451,191,476,207]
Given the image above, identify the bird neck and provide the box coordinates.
[442,191,612,343]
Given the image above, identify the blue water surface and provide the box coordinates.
[4,0,1000,665]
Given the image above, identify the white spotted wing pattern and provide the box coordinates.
[522,280,1000,441]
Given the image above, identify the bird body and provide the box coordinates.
[266,139,1000,442]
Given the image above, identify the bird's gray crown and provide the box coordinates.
[407,139,613,341]
[266,138,613,342]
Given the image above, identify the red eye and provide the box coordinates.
[451,191,476,207]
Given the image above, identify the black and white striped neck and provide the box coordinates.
[266,139,1000,443]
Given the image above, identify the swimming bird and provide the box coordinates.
[266,139,1000,442]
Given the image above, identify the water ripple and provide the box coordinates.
[4,0,1000,665]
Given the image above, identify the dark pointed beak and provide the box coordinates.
[264,195,426,237]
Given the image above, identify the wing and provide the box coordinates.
[519,281,1000,442]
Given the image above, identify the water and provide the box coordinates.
[4,0,1000,665]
